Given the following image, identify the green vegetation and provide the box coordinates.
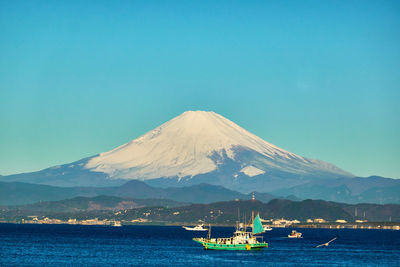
[1,198,399,224]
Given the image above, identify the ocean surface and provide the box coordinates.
[0,224,399,266]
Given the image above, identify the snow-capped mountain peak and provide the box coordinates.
[85,111,350,180]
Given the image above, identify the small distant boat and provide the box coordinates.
[288,230,302,238]
[263,226,273,231]
[112,221,122,227]
[193,214,268,250]
[183,224,208,231]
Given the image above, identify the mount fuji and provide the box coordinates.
[2,111,354,193]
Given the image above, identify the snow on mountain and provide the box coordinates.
[85,110,351,180]
[240,166,265,177]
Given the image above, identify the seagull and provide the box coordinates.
[315,237,337,248]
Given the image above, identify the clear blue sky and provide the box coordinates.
[1,0,399,178]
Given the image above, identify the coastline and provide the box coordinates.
[1,220,399,230]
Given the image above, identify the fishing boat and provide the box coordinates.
[288,230,302,238]
[193,214,268,250]
[182,224,208,231]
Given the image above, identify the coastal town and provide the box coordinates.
[1,194,399,231]
[2,215,398,231]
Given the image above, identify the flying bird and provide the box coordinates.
[315,237,337,248]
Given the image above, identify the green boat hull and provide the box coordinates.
[193,238,268,250]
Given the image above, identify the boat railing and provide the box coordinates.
[216,238,234,245]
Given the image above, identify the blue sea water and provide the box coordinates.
[0,224,399,266]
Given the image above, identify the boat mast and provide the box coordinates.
[244,212,246,230]
[251,211,254,237]
[237,208,240,231]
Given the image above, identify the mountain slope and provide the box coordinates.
[272,176,400,204]
[0,111,353,193]
[121,199,355,223]
[85,110,351,180]
[9,196,187,212]
[0,181,101,206]
[3,199,400,223]
[0,180,277,206]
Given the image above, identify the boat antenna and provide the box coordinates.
[244,212,246,230]
[237,208,240,231]
[208,224,211,240]
[248,211,254,236]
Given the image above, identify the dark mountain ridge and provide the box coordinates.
[116,199,400,223]
[273,176,400,204]
[0,180,276,206]
[6,195,187,213]
[3,198,399,224]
